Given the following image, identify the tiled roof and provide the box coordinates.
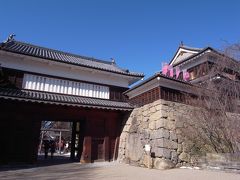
[0,88,133,111]
[179,45,203,52]
[172,47,211,67]
[169,45,203,66]
[158,72,192,84]
[0,40,144,78]
[124,72,192,94]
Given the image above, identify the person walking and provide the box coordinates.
[44,140,50,159]
[50,141,56,159]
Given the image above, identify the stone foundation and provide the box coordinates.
[118,99,198,168]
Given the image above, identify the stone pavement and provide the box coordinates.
[0,162,239,180]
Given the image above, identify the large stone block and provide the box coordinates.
[140,129,150,140]
[136,115,143,124]
[153,158,175,169]
[125,134,144,162]
[142,110,150,117]
[118,141,126,149]
[156,118,168,129]
[152,147,171,159]
[131,117,137,124]
[150,129,169,140]
[154,138,165,147]
[155,104,162,111]
[160,109,168,118]
[149,121,156,130]
[176,129,182,136]
[177,144,182,154]
[175,119,184,128]
[150,106,156,113]
[161,128,170,139]
[143,105,151,116]
[154,138,178,150]
[120,132,128,141]
[158,128,169,139]
[136,108,143,115]
[179,152,190,162]
[161,104,169,111]
[182,142,193,153]
[152,100,161,107]
[129,125,138,133]
[149,111,161,121]
[123,124,131,132]
[149,131,156,140]
[143,117,149,122]
[170,131,177,141]
[171,151,178,163]
[166,120,175,130]
[140,121,149,129]
[169,141,178,150]
[167,112,175,120]
[142,154,153,168]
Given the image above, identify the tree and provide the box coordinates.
[181,44,240,156]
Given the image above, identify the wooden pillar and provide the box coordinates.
[70,122,76,160]
[78,120,85,162]
[104,136,110,161]
[32,120,42,163]
[81,136,92,163]
[59,131,62,154]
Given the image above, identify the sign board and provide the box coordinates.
[144,144,151,152]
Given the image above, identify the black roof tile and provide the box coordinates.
[0,40,144,78]
[0,88,133,111]
[124,72,192,95]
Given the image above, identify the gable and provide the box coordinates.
[169,46,202,66]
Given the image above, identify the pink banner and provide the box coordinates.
[183,70,190,81]
[161,63,189,81]
[175,66,181,78]
[168,65,174,77]
[162,64,169,75]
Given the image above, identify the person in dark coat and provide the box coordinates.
[50,141,56,158]
[43,140,50,159]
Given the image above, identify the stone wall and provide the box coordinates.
[118,99,240,169]
[118,99,199,169]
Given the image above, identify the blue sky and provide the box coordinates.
[1,0,240,78]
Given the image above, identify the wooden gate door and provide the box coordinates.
[91,118,105,162]
[91,138,104,161]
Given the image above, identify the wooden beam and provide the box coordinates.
[41,128,70,132]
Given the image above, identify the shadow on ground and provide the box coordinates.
[0,155,75,172]
[0,157,113,180]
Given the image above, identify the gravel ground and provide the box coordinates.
[0,161,240,180]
